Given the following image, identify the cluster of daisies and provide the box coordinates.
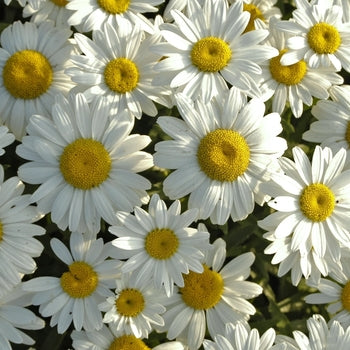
[2,0,350,349]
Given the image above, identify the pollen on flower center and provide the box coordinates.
[59,138,111,190]
[180,264,224,310]
[108,335,150,350]
[197,128,250,182]
[299,183,335,222]
[3,50,53,99]
[191,37,232,72]
[341,281,350,312]
[243,3,265,32]
[104,58,139,93]
[307,22,341,54]
[345,122,350,148]
[50,0,68,6]
[60,261,98,298]
[269,49,307,85]
[97,0,130,14]
[145,228,179,260]
[115,288,145,317]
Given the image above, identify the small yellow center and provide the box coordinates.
[307,22,341,54]
[2,50,53,99]
[269,49,307,85]
[145,228,179,260]
[108,335,150,350]
[60,261,98,298]
[191,37,232,72]
[0,222,3,242]
[197,129,250,182]
[299,183,335,222]
[243,3,265,33]
[104,58,139,94]
[59,138,111,190]
[97,0,130,13]
[115,289,145,317]
[345,122,350,148]
[341,281,350,312]
[180,265,224,310]
[50,0,68,6]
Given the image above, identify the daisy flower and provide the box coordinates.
[16,92,153,234]
[259,145,350,286]
[0,165,45,298]
[4,0,41,9]
[152,0,278,102]
[259,17,343,118]
[110,194,210,297]
[0,283,45,350]
[160,238,263,350]
[0,20,75,140]
[154,89,287,225]
[71,325,185,350]
[276,0,350,72]
[66,22,172,119]
[23,232,122,333]
[303,85,350,162]
[0,125,15,156]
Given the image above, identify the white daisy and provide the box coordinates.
[66,22,172,119]
[0,283,45,350]
[0,20,75,140]
[276,0,350,71]
[152,0,278,102]
[110,194,210,297]
[154,89,287,225]
[0,125,14,156]
[23,232,122,333]
[160,238,263,350]
[335,0,350,22]
[16,92,153,234]
[4,0,41,9]
[259,17,343,118]
[259,145,350,286]
[0,165,45,298]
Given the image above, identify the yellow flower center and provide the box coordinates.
[180,264,224,310]
[60,261,98,298]
[2,50,53,99]
[104,58,139,94]
[299,183,335,222]
[145,228,179,260]
[59,138,111,190]
[341,281,350,312]
[307,22,341,54]
[0,222,3,242]
[108,335,150,350]
[345,122,350,148]
[97,0,130,14]
[115,289,145,317]
[50,0,68,6]
[269,49,307,85]
[197,129,250,182]
[243,3,265,33]
[191,37,232,72]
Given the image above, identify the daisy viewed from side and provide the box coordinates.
[23,232,122,333]
[0,20,75,140]
[154,89,287,225]
[16,93,153,234]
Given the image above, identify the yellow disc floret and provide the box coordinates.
[115,289,145,317]
[299,183,335,222]
[50,0,68,6]
[108,335,151,350]
[60,261,98,298]
[197,129,250,182]
[243,3,265,33]
[97,0,130,14]
[345,122,350,148]
[60,138,111,190]
[145,228,179,260]
[307,22,341,54]
[104,58,139,93]
[3,50,53,99]
[341,281,350,312]
[269,49,307,85]
[180,264,224,310]
[191,37,232,72]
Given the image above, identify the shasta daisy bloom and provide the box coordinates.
[154,90,287,225]
[276,0,350,72]
[110,194,210,297]
[16,93,153,234]
[23,232,122,333]
[0,20,75,140]
[160,238,263,350]
[152,0,278,102]
[66,22,172,119]
[259,145,350,286]
[0,125,14,156]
